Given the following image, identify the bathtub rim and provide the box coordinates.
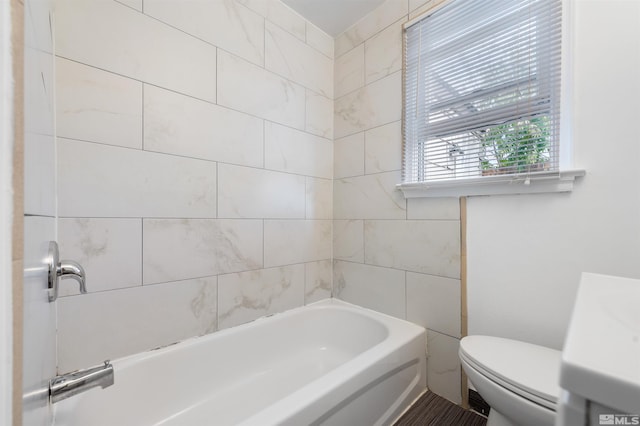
[107,298,424,372]
[53,298,427,426]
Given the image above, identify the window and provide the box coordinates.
[400,0,582,197]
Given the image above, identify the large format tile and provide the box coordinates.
[218,164,305,219]
[237,0,308,40]
[306,23,334,58]
[364,220,461,278]
[334,132,365,179]
[144,0,264,65]
[55,0,217,102]
[305,91,333,139]
[143,219,263,284]
[334,44,365,99]
[58,138,216,218]
[365,20,403,84]
[264,220,332,267]
[334,171,406,219]
[333,220,364,262]
[217,264,305,329]
[264,122,332,179]
[335,0,408,57]
[365,120,402,174]
[427,330,462,404]
[56,57,142,149]
[333,260,405,319]
[144,85,263,167]
[58,218,142,296]
[115,0,142,11]
[239,0,306,41]
[57,277,218,373]
[265,0,306,41]
[334,71,402,138]
[407,272,461,338]
[265,22,332,97]
[305,260,332,304]
[217,50,305,130]
[306,177,332,219]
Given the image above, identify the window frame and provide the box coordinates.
[398,0,584,198]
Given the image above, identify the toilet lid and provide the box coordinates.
[459,336,561,408]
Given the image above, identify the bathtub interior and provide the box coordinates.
[54,299,426,426]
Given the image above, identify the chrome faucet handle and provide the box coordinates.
[47,241,87,302]
[58,259,87,294]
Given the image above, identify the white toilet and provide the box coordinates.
[459,336,562,426]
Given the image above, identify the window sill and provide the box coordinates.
[396,170,585,198]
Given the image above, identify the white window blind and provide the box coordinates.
[402,0,563,187]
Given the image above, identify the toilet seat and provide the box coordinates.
[459,336,561,410]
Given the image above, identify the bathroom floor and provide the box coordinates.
[394,392,488,426]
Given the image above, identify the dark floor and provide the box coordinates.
[393,392,488,426]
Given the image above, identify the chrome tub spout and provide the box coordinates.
[49,361,114,404]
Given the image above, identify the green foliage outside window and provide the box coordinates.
[479,116,551,175]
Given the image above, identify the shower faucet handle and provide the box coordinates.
[47,241,87,302]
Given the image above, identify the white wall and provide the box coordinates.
[54,0,334,373]
[467,0,640,350]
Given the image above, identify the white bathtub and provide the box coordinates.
[54,299,427,426]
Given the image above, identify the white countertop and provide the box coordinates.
[559,272,640,414]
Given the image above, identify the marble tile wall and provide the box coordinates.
[54,0,463,407]
[332,0,464,405]
[55,0,333,373]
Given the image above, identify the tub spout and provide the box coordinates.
[49,361,114,404]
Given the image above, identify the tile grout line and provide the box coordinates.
[141,83,144,150]
[334,258,461,282]
[55,53,332,139]
[215,162,219,219]
[263,16,266,68]
[215,47,218,105]
[59,258,333,300]
[335,8,409,59]
[215,274,220,333]
[57,135,333,181]
[362,220,366,263]
[363,125,367,175]
[141,217,144,286]
[404,270,408,320]
[57,216,335,221]
[335,69,401,104]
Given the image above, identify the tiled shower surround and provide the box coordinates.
[54,0,462,404]
[55,0,334,372]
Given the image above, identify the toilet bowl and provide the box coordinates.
[459,336,562,426]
